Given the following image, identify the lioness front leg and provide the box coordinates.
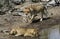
[23,16,28,23]
[29,15,35,23]
[15,34,21,36]
[31,15,35,20]
[27,15,35,23]
[15,32,24,36]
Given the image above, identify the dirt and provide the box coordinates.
[0,6,60,39]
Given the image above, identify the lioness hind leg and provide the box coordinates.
[40,8,48,21]
[44,7,48,18]
[24,33,34,37]
[40,18,43,21]
[15,34,20,36]
[40,12,43,21]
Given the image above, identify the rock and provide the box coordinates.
[11,0,25,5]
[0,29,10,35]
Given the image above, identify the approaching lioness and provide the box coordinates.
[20,4,48,23]
[9,27,39,37]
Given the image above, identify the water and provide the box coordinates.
[48,26,59,39]
[40,25,60,39]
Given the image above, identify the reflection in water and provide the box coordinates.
[48,26,59,39]
[40,25,60,39]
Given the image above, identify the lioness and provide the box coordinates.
[9,27,39,37]
[20,4,48,23]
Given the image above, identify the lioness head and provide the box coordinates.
[23,7,30,15]
[9,29,17,35]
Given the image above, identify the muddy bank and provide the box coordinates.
[0,6,60,39]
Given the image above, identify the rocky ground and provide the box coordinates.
[0,5,60,39]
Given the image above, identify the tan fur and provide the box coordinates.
[24,29,38,37]
[22,4,46,22]
[24,4,45,12]
[23,8,30,15]
[10,28,26,36]
[9,27,39,37]
[14,4,47,23]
